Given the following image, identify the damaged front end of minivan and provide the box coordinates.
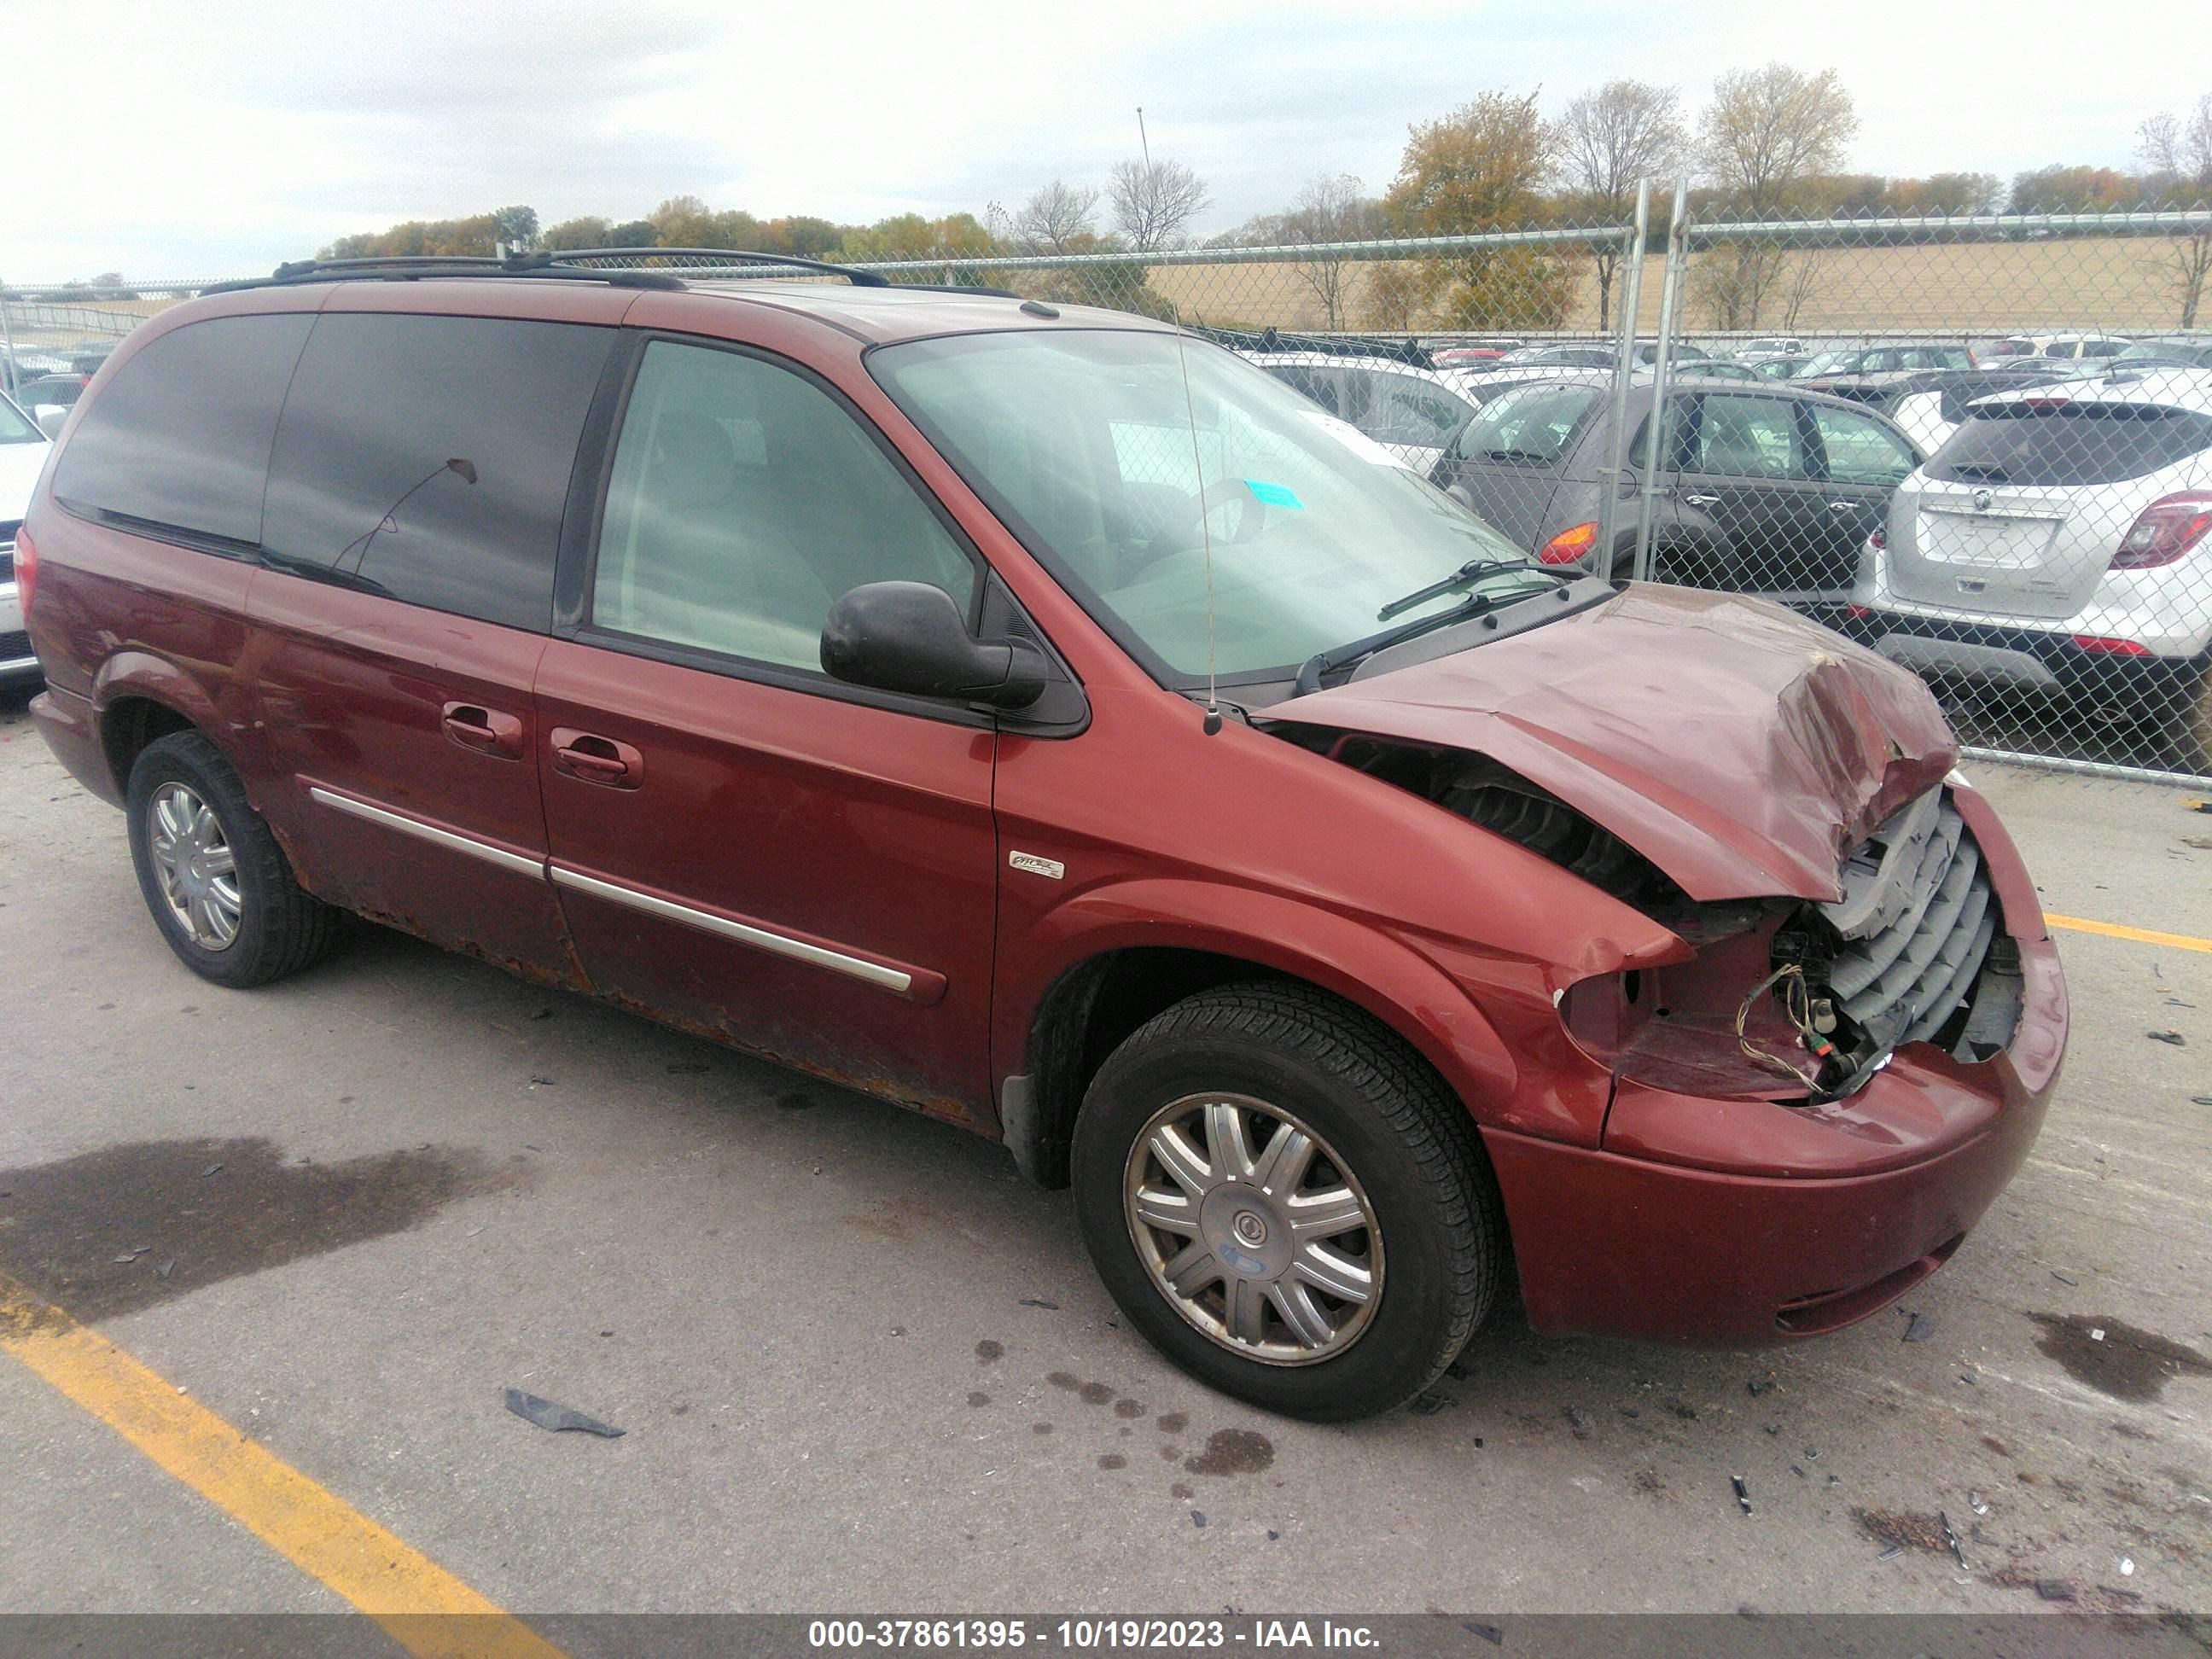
[1256,587,2067,1342]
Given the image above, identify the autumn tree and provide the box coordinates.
[1011,180,1102,254]
[2139,94,2212,325]
[492,205,539,251]
[1696,64,1857,328]
[1109,158,1211,252]
[1888,172,2002,215]
[1554,79,1684,327]
[1383,90,1568,329]
[2006,165,2141,213]
[542,215,613,250]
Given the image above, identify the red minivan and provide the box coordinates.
[20,252,2067,1420]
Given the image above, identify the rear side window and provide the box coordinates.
[1928,404,2212,487]
[261,314,613,631]
[1454,383,1598,466]
[50,314,314,544]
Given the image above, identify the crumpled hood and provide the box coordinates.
[1260,585,1958,903]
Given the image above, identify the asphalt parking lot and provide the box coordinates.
[0,685,2207,1626]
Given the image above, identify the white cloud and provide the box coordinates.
[4,0,2200,280]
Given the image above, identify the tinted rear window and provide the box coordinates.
[261,314,613,631]
[50,314,314,544]
[1927,403,2212,486]
[1453,383,1599,466]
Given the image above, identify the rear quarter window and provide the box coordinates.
[49,313,315,545]
[1928,404,2212,486]
[260,313,614,631]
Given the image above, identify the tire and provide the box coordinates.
[125,731,340,987]
[2169,658,2212,777]
[1071,982,1506,1422]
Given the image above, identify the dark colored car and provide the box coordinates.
[20,253,2064,1421]
[1795,342,1976,402]
[1433,373,1924,599]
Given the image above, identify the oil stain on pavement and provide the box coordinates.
[2028,1313,2212,1403]
[0,1136,516,1319]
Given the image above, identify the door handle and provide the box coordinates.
[440,701,525,760]
[1681,493,1719,507]
[550,727,645,789]
[1828,500,1858,512]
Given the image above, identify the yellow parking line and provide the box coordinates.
[0,1272,566,1659]
[2045,913,2212,954]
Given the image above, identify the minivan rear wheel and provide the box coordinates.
[1071,983,1505,1421]
[125,731,340,987]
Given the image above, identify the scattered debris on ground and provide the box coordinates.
[503,1386,625,1438]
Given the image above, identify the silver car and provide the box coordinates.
[1857,369,2212,765]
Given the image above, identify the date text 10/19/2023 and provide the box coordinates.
[807,1621,1382,1650]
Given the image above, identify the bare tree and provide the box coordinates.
[2139,94,2212,326]
[1697,64,1857,328]
[1555,79,1685,327]
[1012,180,1101,254]
[1109,158,1212,253]
[1272,173,1384,329]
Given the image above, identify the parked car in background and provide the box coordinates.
[2111,338,2212,370]
[1493,341,1712,372]
[1979,333,2131,362]
[10,374,89,437]
[1731,336,1805,365]
[1794,343,1977,401]
[1,391,53,683]
[1432,372,1923,600]
[1856,369,2212,766]
[16,254,2064,1421]
[1429,339,1521,367]
[1243,349,1482,473]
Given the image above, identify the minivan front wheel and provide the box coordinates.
[1072,983,1505,1421]
[125,731,339,987]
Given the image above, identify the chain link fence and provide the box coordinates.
[8,195,2210,781]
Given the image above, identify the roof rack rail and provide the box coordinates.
[202,247,893,297]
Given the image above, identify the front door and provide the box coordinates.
[1673,391,1837,598]
[534,335,1002,1119]
[1803,401,1919,596]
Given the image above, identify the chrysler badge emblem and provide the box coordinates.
[1971,488,1994,512]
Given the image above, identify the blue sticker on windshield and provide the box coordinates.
[1245,479,1304,509]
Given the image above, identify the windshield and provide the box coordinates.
[0,394,41,445]
[869,329,1543,684]
[1796,349,1862,378]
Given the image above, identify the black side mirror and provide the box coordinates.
[821,581,1049,710]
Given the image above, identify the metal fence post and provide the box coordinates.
[1632,180,1691,585]
[1596,180,1652,570]
[0,294,17,399]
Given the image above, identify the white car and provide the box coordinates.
[1240,351,1482,474]
[1977,331,2132,363]
[1857,369,2212,765]
[1,392,52,683]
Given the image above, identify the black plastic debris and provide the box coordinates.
[2146,1031,2186,1046]
[1190,1510,1206,1528]
[1266,1529,1279,1541]
[2192,1096,2212,1107]
[113,1247,151,1263]
[155,1260,175,1280]
[1459,1623,1504,1647]
[2034,1580,2077,1603]
[1902,1311,1936,1342]
[1790,1465,1807,1479]
[1877,1545,1902,1561]
[2051,1270,2078,1286]
[1731,1476,1752,1516]
[1746,1377,1773,1396]
[1018,1298,1059,1310]
[503,1387,624,1438]
[199,1163,223,1178]
[1939,1510,1967,1569]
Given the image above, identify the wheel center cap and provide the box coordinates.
[1232,1210,1268,1247]
[1196,1184,1292,1280]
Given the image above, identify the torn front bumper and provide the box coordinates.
[1485,929,2064,1347]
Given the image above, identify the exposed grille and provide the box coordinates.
[0,628,30,662]
[0,518,16,584]
[1820,789,2000,1053]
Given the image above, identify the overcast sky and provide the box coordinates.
[5,0,2201,280]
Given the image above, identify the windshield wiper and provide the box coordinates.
[1293,575,1559,697]
[1375,556,1548,622]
